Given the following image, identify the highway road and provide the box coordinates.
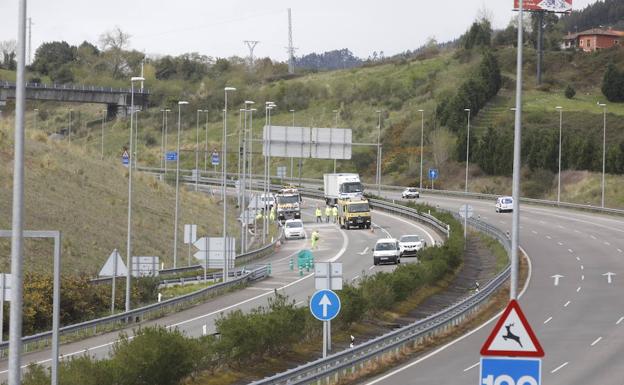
[360,191,624,385]
[0,193,443,380]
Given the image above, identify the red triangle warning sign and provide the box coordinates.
[480,300,544,357]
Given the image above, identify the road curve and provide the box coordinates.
[0,193,443,380]
[359,191,624,385]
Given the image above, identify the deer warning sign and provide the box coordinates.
[481,300,544,357]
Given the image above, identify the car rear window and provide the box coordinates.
[400,235,421,243]
[502,198,512,204]
[376,242,397,251]
[286,222,303,228]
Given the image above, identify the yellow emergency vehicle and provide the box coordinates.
[337,197,371,230]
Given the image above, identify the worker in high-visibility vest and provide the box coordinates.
[269,207,276,222]
[311,230,320,250]
[325,205,332,223]
[315,206,322,223]
[332,205,338,223]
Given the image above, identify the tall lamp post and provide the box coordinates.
[598,103,607,208]
[332,109,339,173]
[101,109,106,160]
[173,100,189,269]
[418,109,424,190]
[125,76,145,313]
[223,87,236,282]
[163,109,171,175]
[263,102,276,244]
[463,108,471,242]
[376,110,382,196]
[195,109,204,191]
[203,110,210,172]
[555,106,563,204]
[290,109,297,180]
[160,109,166,169]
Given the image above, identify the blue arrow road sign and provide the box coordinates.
[480,357,541,385]
[211,152,220,166]
[122,151,129,167]
[428,168,438,180]
[166,151,178,161]
[310,289,341,321]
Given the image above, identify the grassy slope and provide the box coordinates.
[0,118,240,275]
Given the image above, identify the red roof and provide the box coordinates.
[576,28,623,37]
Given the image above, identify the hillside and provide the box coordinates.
[0,118,240,275]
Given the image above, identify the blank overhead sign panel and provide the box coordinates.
[263,126,352,160]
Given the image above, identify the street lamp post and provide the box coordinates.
[598,103,607,208]
[376,110,382,196]
[173,101,189,269]
[163,109,171,175]
[101,109,106,160]
[290,109,296,180]
[134,110,140,169]
[418,109,424,190]
[333,109,339,173]
[223,87,236,282]
[204,110,209,172]
[263,102,276,244]
[464,108,471,242]
[555,106,563,204]
[160,109,166,169]
[195,109,204,191]
[241,101,254,253]
[125,76,145,313]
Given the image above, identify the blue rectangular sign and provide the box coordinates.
[480,357,541,385]
[211,152,220,166]
[166,151,178,161]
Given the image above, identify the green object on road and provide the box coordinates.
[268,263,272,275]
[289,258,294,271]
[297,249,314,269]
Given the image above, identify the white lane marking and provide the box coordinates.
[277,249,305,262]
[604,241,611,246]
[557,225,565,229]
[369,265,375,270]
[580,265,584,270]
[352,275,360,281]
[546,235,552,240]
[295,300,304,306]
[373,210,437,245]
[557,241,564,246]
[539,220,546,225]
[581,275,585,281]
[568,249,574,253]
[590,235,597,240]
[574,229,581,234]
[463,362,480,372]
[617,317,624,325]
[551,362,569,374]
[531,230,538,235]
[373,222,393,238]
[499,220,505,225]
[590,337,603,347]
[577,286,582,292]
[551,274,564,286]
[246,287,275,291]
[544,317,553,324]
[358,247,369,255]
[564,301,571,307]
[618,249,623,253]
[576,257,581,261]
[360,247,533,385]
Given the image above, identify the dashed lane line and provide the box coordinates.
[551,362,569,374]
[463,362,480,372]
[544,317,553,324]
[564,301,571,307]
[617,317,624,325]
[590,337,603,347]
[577,286,582,293]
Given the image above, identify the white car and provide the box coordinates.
[283,219,305,239]
[496,196,514,213]
[373,238,401,265]
[398,234,426,257]
[402,187,420,199]
[260,193,275,210]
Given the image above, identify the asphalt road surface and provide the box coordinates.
[0,192,442,380]
[359,191,624,385]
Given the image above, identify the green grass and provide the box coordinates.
[160,280,217,300]
[479,233,509,273]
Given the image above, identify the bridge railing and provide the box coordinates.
[1,80,150,95]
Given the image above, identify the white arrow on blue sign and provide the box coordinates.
[428,168,438,180]
[166,151,178,161]
[310,289,341,321]
[480,357,541,385]
[122,151,129,167]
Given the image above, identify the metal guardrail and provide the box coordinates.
[248,216,511,384]
[1,80,150,95]
[0,265,270,359]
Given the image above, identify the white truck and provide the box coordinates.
[323,173,364,206]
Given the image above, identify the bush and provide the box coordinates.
[564,84,576,99]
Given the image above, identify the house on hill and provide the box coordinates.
[562,28,624,52]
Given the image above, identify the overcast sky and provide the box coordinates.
[0,0,598,62]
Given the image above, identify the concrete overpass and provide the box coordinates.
[0,81,149,118]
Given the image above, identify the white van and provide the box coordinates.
[495,196,514,213]
[373,238,401,265]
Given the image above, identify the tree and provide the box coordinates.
[564,84,576,99]
[32,41,76,75]
[0,40,16,70]
[602,62,624,102]
[98,27,132,78]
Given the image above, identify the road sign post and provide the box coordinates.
[310,289,341,358]
[428,168,438,189]
[480,300,544,385]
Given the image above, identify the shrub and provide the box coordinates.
[564,84,576,99]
